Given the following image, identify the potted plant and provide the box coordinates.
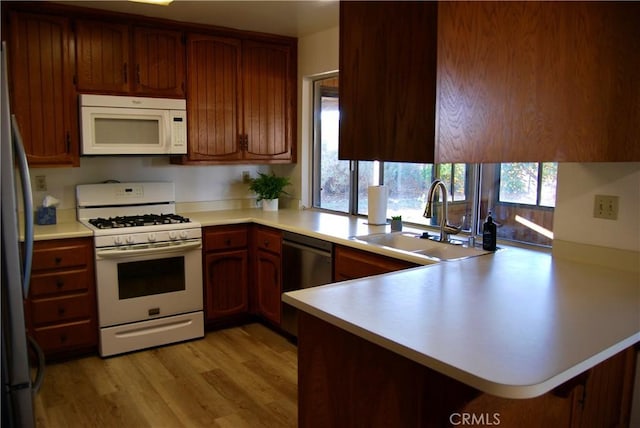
[248,172,291,211]
[390,215,403,231]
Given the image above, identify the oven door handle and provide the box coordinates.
[96,241,202,259]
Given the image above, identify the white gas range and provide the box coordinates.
[76,182,204,357]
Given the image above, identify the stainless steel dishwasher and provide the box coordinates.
[281,231,333,337]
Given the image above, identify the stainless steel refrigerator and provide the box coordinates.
[1,40,44,428]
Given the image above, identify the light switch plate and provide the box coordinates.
[593,194,619,220]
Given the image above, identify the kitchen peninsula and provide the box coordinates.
[29,208,639,426]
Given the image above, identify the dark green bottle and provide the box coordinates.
[482,211,497,251]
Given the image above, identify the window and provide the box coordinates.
[498,162,557,207]
[311,75,558,247]
[312,76,349,212]
[479,163,557,246]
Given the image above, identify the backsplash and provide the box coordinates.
[27,156,269,211]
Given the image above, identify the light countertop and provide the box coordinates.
[283,248,639,399]
[30,207,640,400]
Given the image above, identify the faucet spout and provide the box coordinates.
[423,179,461,243]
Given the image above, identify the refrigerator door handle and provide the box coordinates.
[11,114,33,298]
[26,335,45,393]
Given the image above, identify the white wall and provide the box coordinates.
[554,162,640,251]
[30,156,268,210]
[291,26,339,208]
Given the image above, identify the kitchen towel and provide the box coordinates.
[367,185,388,225]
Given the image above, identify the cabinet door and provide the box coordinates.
[8,11,79,167]
[75,20,130,93]
[133,27,185,97]
[437,1,640,162]
[338,1,437,163]
[242,40,295,162]
[185,34,243,161]
[255,249,282,325]
[204,249,249,320]
[571,346,636,428]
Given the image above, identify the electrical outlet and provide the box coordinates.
[593,194,619,220]
[242,171,251,183]
[35,175,47,191]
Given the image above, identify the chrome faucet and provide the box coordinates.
[423,179,461,243]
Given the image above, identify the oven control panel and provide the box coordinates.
[94,226,202,248]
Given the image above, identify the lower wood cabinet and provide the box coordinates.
[25,237,97,359]
[334,245,420,281]
[298,313,637,428]
[203,225,249,323]
[253,226,283,325]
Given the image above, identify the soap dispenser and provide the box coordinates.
[482,211,497,251]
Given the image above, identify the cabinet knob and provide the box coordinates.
[60,334,67,343]
[58,307,66,316]
[54,257,62,265]
[225,238,231,246]
[55,279,64,288]
[264,240,269,247]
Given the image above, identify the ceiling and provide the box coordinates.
[51,0,339,37]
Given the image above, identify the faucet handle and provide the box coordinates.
[443,223,461,235]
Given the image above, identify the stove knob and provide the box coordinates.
[126,236,135,244]
[114,236,123,246]
[179,231,188,240]
[148,233,157,242]
[169,231,178,240]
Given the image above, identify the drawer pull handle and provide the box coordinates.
[264,240,269,247]
[54,257,62,265]
[60,334,67,343]
[225,239,231,246]
[58,307,66,316]
[56,279,64,288]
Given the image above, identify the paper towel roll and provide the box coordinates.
[368,185,388,225]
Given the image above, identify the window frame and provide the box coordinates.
[495,163,557,209]
[310,75,556,247]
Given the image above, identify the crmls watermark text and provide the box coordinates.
[449,412,501,426]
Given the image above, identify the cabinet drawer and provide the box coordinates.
[32,240,90,270]
[205,226,248,251]
[31,294,92,326]
[255,228,282,254]
[32,320,96,353]
[334,245,419,281]
[30,268,91,297]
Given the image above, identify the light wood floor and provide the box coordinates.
[34,323,298,428]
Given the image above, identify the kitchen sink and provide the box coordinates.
[350,231,492,261]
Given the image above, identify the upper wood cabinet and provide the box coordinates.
[242,40,295,162]
[183,34,243,162]
[436,1,640,163]
[7,11,79,167]
[174,33,296,164]
[338,1,438,163]
[339,1,639,163]
[132,26,185,97]
[75,20,129,93]
[75,20,185,97]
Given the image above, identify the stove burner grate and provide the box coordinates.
[88,214,191,229]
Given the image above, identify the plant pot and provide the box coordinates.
[262,198,279,212]
[390,219,403,231]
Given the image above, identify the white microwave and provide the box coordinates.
[80,94,187,155]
